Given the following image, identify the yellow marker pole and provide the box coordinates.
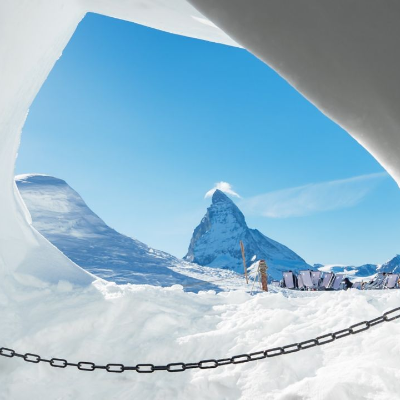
[240,240,249,284]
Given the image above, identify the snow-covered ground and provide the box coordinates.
[1,276,400,400]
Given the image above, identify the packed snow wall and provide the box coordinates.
[0,1,94,285]
[1,0,399,284]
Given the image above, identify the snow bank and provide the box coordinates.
[1,279,400,399]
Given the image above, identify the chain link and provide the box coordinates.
[1,306,399,373]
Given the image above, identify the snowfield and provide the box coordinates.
[1,278,400,400]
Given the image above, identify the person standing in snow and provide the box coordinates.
[343,277,353,290]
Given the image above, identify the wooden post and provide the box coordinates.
[240,240,249,284]
[259,260,268,292]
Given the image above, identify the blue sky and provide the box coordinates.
[16,13,400,266]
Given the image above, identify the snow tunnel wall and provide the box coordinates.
[0,0,94,285]
[188,0,400,186]
[0,0,399,285]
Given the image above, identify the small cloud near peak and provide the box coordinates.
[205,181,241,199]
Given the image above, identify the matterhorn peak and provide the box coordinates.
[184,190,310,279]
[212,189,233,204]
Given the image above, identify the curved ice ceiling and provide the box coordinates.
[0,0,399,284]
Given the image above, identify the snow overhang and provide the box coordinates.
[0,0,399,284]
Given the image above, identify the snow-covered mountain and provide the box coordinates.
[317,255,400,278]
[15,174,221,289]
[316,263,378,278]
[378,255,400,273]
[184,189,311,280]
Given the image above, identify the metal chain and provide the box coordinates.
[1,307,399,373]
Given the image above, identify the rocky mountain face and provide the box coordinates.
[15,174,211,289]
[184,190,311,280]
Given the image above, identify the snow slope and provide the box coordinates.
[15,174,247,291]
[184,190,311,280]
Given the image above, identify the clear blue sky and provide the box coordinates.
[16,13,400,266]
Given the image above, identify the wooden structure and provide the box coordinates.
[240,240,249,284]
[259,260,268,292]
